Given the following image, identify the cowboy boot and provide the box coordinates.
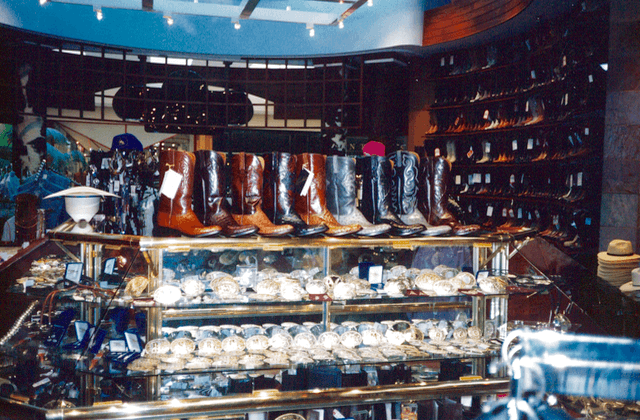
[193,150,258,237]
[325,155,391,237]
[157,149,222,237]
[294,153,361,237]
[263,152,328,237]
[230,152,294,237]
[428,156,480,236]
[357,155,425,237]
[388,151,451,236]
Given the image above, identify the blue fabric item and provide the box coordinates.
[112,133,143,151]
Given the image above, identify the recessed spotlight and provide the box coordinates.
[233,20,241,29]
[39,0,47,5]
[338,21,344,29]
[367,0,373,6]
[164,15,174,25]
[286,5,291,11]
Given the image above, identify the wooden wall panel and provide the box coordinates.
[423,0,533,46]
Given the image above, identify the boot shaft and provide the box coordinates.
[389,151,420,216]
[193,150,225,222]
[294,153,327,217]
[357,155,393,221]
[159,149,195,215]
[326,155,357,217]
[230,152,263,215]
[263,152,297,221]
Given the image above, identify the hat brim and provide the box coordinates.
[597,251,640,263]
[44,186,119,199]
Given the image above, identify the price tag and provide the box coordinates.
[577,172,583,186]
[449,55,454,65]
[531,70,536,79]
[553,215,560,226]
[569,174,574,187]
[455,175,461,185]
[114,180,120,193]
[473,173,482,184]
[487,206,493,217]
[585,127,589,135]
[563,55,567,67]
[368,265,383,284]
[485,142,491,153]
[512,140,518,151]
[517,208,523,219]
[502,208,508,217]
[509,209,515,218]
[434,148,440,157]
[564,93,569,105]
[528,211,532,220]
[525,100,529,112]
[510,174,516,184]
[483,109,490,119]
[527,138,534,150]
[468,174,474,185]
[485,173,491,184]
[589,74,593,83]
[477,271,489,281]
[535,210,541,218]
[440,57,445,66]
[300,169,314,197]
[159,169,183,200]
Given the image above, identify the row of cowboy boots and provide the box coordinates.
[156,149,478,238]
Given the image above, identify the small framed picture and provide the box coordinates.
[103,258,116,275]
[64,262,84,284]
[124,331,142,353]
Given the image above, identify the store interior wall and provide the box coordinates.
[599,0,640,251]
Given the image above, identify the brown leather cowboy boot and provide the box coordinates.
[157,149,222,237]
[193,150,258,237]
[230,152,294,237]
[294,153,361,237]
[263,152,328,237]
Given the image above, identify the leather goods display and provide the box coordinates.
[356,155,425,237]
[325,155,391,237]
[230,152,294,237]
[156,149,222,237]
[294,153,361,237]
[193,150,258,237]
[262,152,327,237]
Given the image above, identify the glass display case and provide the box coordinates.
[0,223,524,419]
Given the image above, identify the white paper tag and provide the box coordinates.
[440,57,445,66]
[535,210,540,218]
[517,208,523,219]
[563,55,567,67]
[588,74,593,83]
[477,271,489,281]
[508,209,515,218]
[527,138,534,150]
[159,169,183,200]
[483,109,490,119]
[368,265,383,284]
[585,127,589,135]
[434,148,440,157]
[485,142,491,153]
[300,169,314,197]
[487,206,493,217]
[485,173,491,184]
[510,174,516,184]
[531,70,536,79]
[114,180,120,193]
[333,409,346,419]
[473,173,482,184]
[564,93,569,105]
[577,172,583,186]
[525,100,529,112]
[512,140,518,151]
[569,174,573,187]
[468,174,474,185]
[455,175,462,185]
[449,55,454,65]
[502,208,508,217]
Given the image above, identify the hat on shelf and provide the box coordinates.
[597,240,640,287]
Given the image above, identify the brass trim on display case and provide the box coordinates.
[0,379,509,420]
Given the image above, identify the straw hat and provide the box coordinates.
[597,240,640,264]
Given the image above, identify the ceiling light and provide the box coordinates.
[338,20,344,29]
[94,6,103,20]
[286,5,291,11]
[39,0,48,4]
[164,14,174,25]
[306,23,314,37]
[368,0,373,6]
[232,20,241,29]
